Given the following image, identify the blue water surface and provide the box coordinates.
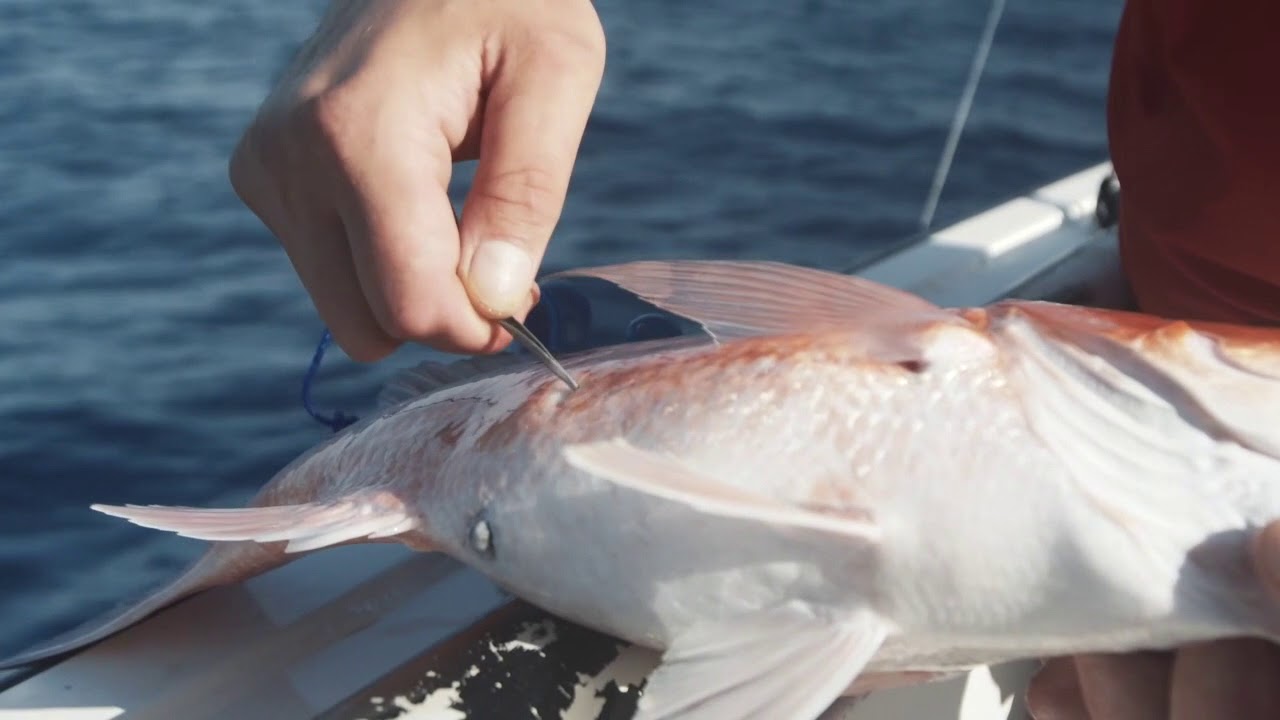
[0,0,1120,657]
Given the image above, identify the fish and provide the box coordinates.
[5,259,1280,720]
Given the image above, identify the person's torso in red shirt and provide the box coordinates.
[1108,0,1280,324]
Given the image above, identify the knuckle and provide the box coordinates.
[273,84,360,166]
[472,166,564,232]
[305,90,354,150]
[532,25,606,75]
[562,1,608,59]
[228,95,337,205]
[508,5,606,77]
[226,123,294,239]
[565,16,607,64]
[504,0,606,66]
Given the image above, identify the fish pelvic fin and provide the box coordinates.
[547,259,959,342]
[91,489,420,554]
[563,438,880,542]
[635,604,888,720]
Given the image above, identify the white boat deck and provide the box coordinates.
[0,162,1122,720]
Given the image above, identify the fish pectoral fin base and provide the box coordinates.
[636,605,887,720]
[563,438,879,541]
[547,259,955,341]
[91,490,419,554]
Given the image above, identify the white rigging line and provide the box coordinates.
[918,0,1008,232]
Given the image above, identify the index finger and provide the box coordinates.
[335,129,509,355]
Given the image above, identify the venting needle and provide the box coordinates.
[451,201,575,391]
[498,317,579,391]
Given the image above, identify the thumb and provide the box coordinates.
[458,36,604,319]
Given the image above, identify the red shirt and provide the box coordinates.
[1108,0,1280,325]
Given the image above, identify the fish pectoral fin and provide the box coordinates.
[563,438,879,541]
[636,604,888,720]
[547,259,958,342]
[91,490,419,554]
[992,310,1260,540]
[994,301,1280,461]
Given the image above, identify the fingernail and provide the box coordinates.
[465,239,534,318]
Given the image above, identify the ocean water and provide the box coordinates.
[0,0,1120,660]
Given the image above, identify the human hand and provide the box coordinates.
[1026,521,1280,719]
[229,0,606,360]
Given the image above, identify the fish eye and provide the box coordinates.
[468,514,495,559]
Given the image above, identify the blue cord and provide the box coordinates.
[300,286,672,432]
[301,328,359,433]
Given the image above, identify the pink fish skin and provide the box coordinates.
[5,260,1280,720]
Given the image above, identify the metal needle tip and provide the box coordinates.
[498,317,580,391]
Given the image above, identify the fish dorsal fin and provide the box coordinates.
[547,260,952,341]
[377,353,537,409]
[563,438,879,541]
[91,489,419,554]
[635,604,888,720]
